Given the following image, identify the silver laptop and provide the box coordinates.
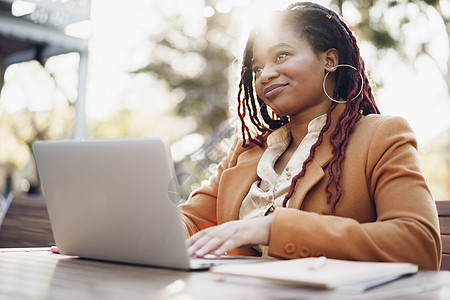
[33,138,262,270]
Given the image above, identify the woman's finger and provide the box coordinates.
[185,226,210,247]
[187,222,239,256]
[185,216,273,257]
[191,229,235,257]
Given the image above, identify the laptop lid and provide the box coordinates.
[33,137,193,270]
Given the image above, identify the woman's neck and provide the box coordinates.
[287,104,329,148]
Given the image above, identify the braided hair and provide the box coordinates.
[236,2,380,215]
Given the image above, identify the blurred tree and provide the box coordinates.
[0,108,73,193]
[0,59,75,193]
[131,0,249,200]
[333,0,449,95]
[133,0,241,136]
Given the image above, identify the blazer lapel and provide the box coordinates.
[287,159,326,209]
[218,103,347,218]
[288,104,346,209]
[217,145,265,224]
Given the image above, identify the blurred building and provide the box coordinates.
[0,0,91,225]
[0,0,90,138]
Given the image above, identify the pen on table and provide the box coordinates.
[308,256,327,270]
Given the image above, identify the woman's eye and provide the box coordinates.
[253,66,262,75]
[276,53,288,62]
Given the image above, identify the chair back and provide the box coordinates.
[436,200,450,270]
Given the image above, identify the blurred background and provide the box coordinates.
[0,0,449,204]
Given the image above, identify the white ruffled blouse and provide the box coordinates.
[238,114,327,256]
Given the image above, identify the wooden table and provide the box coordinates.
[0,248,449,299]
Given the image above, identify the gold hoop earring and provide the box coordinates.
[323,64,364,104]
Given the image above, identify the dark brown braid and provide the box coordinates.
[236,2,380,214]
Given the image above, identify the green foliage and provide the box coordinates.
[338,0,446,58]
[133,1,237,136]
[423,0,438,6]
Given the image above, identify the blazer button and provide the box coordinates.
[299,247,310,257]
[284,243,296,255]
[315,250,327,257]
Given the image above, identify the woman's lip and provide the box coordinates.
[264,84,287,100]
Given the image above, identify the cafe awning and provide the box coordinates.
[0,0,90,138]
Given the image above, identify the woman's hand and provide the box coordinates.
[186,215,274,257]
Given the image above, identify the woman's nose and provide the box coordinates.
[260,64,279,84]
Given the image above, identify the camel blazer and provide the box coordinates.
[180,105,442,270]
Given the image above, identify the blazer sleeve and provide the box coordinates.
[268,116,442,270]
[179,137,243,236]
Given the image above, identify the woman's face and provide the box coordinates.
[252,28,332,119]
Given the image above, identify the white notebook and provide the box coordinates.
[211,257,418,289]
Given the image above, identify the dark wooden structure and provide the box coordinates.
[437,200,450,270]
[0,193,54,247]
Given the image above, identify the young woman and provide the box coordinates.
[179,2,441,270]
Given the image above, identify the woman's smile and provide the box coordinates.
[263,83,288,100]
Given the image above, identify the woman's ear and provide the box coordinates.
[323,48,339,72]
